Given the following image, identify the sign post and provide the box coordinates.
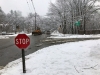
[22,49,26,73]
[15,34,30,73]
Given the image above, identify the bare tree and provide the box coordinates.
[47,0,100,34]
[0,7,6,32]
[6,10,25,33]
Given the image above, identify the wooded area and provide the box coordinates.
[0,0,100,34]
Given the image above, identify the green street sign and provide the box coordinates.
[75,21,81,26]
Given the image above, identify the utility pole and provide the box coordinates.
[31,0,37,30]
[35,12,37,30]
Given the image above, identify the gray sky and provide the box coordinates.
[0,0,99,17]
[0,0,56,17]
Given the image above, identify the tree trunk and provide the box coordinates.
[83,16,86,34]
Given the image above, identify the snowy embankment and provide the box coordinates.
[49,30,100,39]
[0,39,100,75]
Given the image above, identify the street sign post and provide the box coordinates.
[15,34,30,73]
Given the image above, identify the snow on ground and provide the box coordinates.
[0,36,9,39]
[0,33,32,39]
[5,33,32,37]
[0,39,100,75]
[49,30,100,39]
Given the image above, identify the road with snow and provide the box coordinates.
[1,39,100,75]
[1,33,100,75]
[0,34,53,66]
[0,34,100,67]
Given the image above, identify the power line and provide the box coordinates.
[30,0,36,13]
[26,0,32,13]
[30,0,44,29]
[30,0,37,30]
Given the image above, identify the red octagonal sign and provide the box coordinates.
[15,34,30,49]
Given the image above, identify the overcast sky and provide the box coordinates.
[0,0,99,17]
[0,0,56,17]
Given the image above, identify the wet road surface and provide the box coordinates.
[0,34,99,67]
[0,34,64,67]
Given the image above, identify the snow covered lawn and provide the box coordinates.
[49,34,100,39]
[0,39,100,75]
[5,33,32,37]
[0,33,31,39]
[49,31,100,39]
[48,34,100,39]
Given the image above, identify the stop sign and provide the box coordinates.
[15,34,30,49]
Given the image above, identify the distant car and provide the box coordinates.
[46,30,50,35]
[2,32,6,35]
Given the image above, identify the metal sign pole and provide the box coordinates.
[22,49,26,73]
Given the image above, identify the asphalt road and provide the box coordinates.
[1,34,97,67]
[0,34,55,66]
